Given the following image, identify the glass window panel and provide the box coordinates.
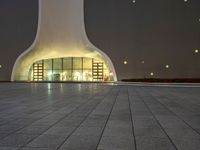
[72,70,82,81]
[83,69,92,81]
[63,58,72,70]
[53,70,62,81]
[43,70,53,81]
[73,57,82,70]
[53,58,62,70]
[44,59,52,70]
[83,58,92,69]
[62,70,72,81]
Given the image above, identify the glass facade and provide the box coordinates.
[29,57,113,82]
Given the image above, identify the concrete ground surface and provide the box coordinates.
[0,83,199,150]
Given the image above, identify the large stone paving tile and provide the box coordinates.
[134,117,160,128]
[165,128,200,139]
[100,126,132,137]
[60,135,99,149]
[136,137,176,150]
[31,119,58,126]
[12,118,38,126]
[55,119,82,127]
[43,126,74,137]
[105,119,132,128]
[171,138,200,150]
[17,125,49,135]
[134,127,167,138]
[0,134,37,148]
[80,118,106,127]
[73,126,103,136]
[27,134,65,149]
[156,117,189,129]
[97,136,135,150]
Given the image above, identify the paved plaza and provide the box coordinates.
[0,83,200,150]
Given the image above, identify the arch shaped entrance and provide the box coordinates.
[29,57,113,82]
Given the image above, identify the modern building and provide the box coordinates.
[11,0,117,82]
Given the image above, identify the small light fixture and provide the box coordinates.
[124,61,128,65]
[150,72,154,76]
[195,49,199,53]
[0,65,2,69]
[165,65,170,69]
[132,0,136,3]
[141,61,145,64]
[184,0,188,2]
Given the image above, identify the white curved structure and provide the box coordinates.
[11,0,117,82]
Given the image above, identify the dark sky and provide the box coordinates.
[0,0,200,80]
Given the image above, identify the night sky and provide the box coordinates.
[0,0,200,80]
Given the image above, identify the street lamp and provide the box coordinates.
[165,65,170,69]
[150,72,154,76]
[124,61,128,65]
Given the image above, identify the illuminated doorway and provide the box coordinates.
[29,57,113,82]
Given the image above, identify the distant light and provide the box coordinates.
[141,61,145,64]
[0,65,2,68]
[195,49,199,53]
[198,18,200,22]
[184,0,188,2]
[132,0,136,3]
[165,65,170,69]
[150,72,154,76]
[124,61,128,65]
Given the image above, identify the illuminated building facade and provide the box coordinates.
[30,57,112,82]
[11,0,117,82]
